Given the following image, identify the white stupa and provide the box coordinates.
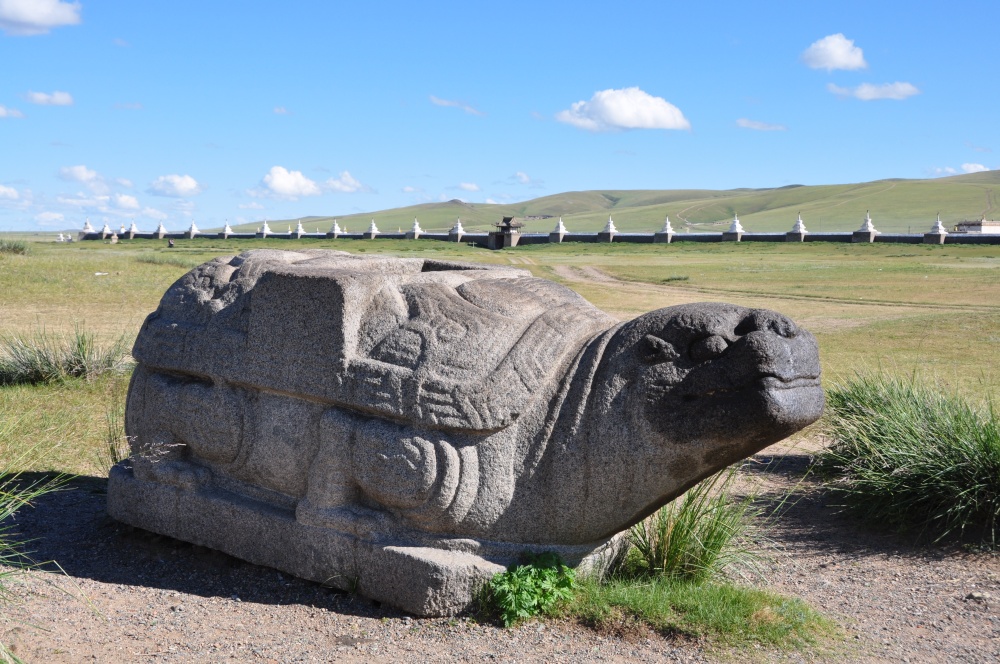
[553,217,568,234]
[411,218,423,234]
[450,218,464,234]
[100,222,112,236]
[295,220,305,236]
[660,216,675,234]
[330,219,342,235]
[602,215,618,234]
[128,219,139,234]
[155,221,167,237]
[82,218,95,233]
[791,213,807,234]
[930,213,948,235]
[728,213,744,234]
[223,220,233,236]
[188,220,199,237]
[858,210,879,233]
[367,219,380,235]
[261,220,272,236]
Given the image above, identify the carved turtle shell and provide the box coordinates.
[133,249,617,432]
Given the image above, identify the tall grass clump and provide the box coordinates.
[0,329,132,386]
[625,466,764,582]
[0,240,28,256]
[818,372,1000,543]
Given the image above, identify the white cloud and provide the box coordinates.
[0,0,81,36]
[273,106,290,115]
[56,194,108,209]
[827,82,920,101]
[801,33,867,71]
[148,174,203,197]
[259,166,321,199]
[26,90,73,106]
[429,95,484,116]
[239,201,264,209]
[59,164,110,194]
[0,184,18,199]
[737,118,787,131]
[34,211,64,224]
[962,163,990,173]
[402,185,422,193]
[0,105,23,118]
[458,182,480,192]
[931,167,957,176]
[514,172,530,184]
[141,207,167,220]
[324,171,368,193]
[115,178,133,188]
[485,198,500,205]
[555,87,690,132]
[113,193,140,209]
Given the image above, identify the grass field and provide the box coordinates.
[1,236,998,476]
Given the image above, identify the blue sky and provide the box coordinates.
[2,1,998,231]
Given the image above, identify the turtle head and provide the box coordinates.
[593,303,823,464]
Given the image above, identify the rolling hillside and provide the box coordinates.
[229,171,1000,235]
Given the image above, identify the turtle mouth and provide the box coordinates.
[682,374,821,401]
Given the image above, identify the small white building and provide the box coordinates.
[954,218,1000,234]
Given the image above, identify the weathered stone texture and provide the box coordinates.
[108,249,824,615]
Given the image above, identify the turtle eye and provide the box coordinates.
[642,335,679,364]
[689,335,729,362]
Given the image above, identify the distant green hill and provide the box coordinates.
[228,171,1000,235]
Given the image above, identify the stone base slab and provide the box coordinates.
[107,463,619,616]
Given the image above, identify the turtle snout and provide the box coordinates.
[735,310,798,339]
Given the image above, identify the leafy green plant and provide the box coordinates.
[660,275,690,283]
[0,329,132,386]
[817,372,1000,543]
[626,466,764,583]
[485,552,576,626]
[0,240,28,256]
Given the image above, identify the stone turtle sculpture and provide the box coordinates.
[108,249,823,615]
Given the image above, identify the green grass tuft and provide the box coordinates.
[818,372,1000,543]
[0,240,28,256]
[0,329,132,386]
[625,467,764,583]
[134,254,204,269]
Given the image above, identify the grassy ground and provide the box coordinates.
[2,237,998,474]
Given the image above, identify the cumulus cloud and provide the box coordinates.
[34,211,64,224]
[324,171,368,193]
[0,0,81,36]
[273,106,290,115]
[485,198,500,205]
[148,174,203,197]
[457,182,480,192]
[59,164,110,194]
[555,87,690,132]
[26,90,73,106]
[113,193,139,209]
[962,163,990,173]
[801,33,867,71]
[142,207,167,220]
[429,95,484,116]
[115,178,133,188]
[401,185,422,193]
[256,166,321,199]
[827,82,920,101]
[0,105,23,118]
[0,184,19,199]
[737,118,787,131]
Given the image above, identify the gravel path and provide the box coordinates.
[2,444,998,663]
